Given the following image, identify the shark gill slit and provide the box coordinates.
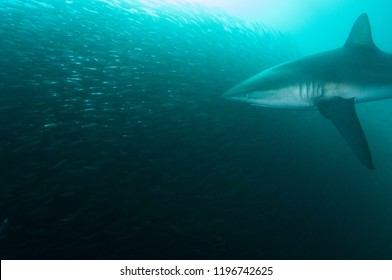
[311,82,324,104]
[299,81,321,104]
[301,82,306,101]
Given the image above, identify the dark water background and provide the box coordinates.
[1,0,392,259]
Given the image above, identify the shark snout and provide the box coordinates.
[223,85,248,101]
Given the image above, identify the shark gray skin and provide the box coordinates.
[224,13,392,169]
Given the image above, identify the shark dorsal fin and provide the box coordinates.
[344,13,378,50]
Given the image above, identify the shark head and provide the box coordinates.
[223,62,317,109]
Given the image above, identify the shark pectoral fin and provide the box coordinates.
[317,97,374,169]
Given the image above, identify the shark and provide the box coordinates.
[223,13,392,169]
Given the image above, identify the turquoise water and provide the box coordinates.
[0,0,392,259]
